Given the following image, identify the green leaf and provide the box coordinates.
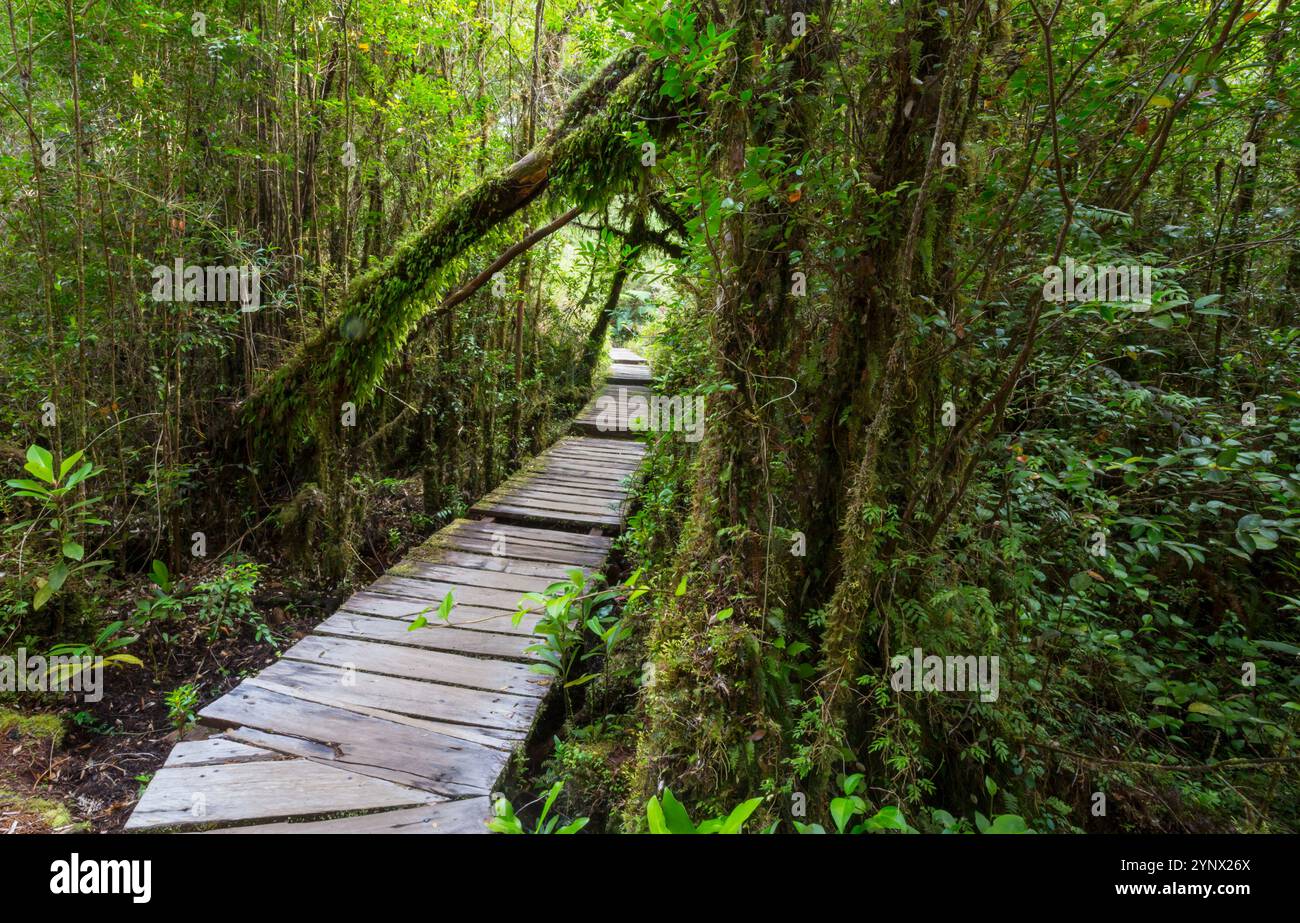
[24,445,54,484]
[1256,639,1300,656]
[987,814,1029,834]
[33,580,54,611]
[829,796,858,834]
[62,540,85,562]
[5,478,51,495]
[1187,701,1223,717]
[436,591,455,622]
[658,788,697,834]
[718,797,763,834]
[863,805,913,832]
[645,796,669,834]
[63,462,95,489]
[674,574,687,596]
[58,450,85,480]
[47,561,70,592]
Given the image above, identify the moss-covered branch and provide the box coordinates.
[243,47,679,456]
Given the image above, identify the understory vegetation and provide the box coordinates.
[2,0,1298,833]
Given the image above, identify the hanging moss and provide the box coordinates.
[243,49,685,461]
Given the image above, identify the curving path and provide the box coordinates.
[125,350,650,833]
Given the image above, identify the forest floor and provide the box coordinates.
[0,477,431,834]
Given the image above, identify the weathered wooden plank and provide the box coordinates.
[283,633,544,696]
[512,478,629,499]
[370,576,529,612]
[556,434,647,454]
[524,464,635,484]
[443,518,612,550]
[340,590,541,633]
[239,682,524,749]
[430,549,580,580]
[471,502,621,529]
[162,736,286,769]
[315,611,537,660]
[431,535,608,567]
[494,475,629,497]
[255,659,538,733]
[204,798,492,834]
[394,561,558,595]
[198,683,509,797]
[340,595,538,639]
[482,488,623,516]
[125,758,441,831]
[608,362,652,384]
[538,442,643,460]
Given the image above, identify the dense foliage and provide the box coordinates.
[2,0,1297,833]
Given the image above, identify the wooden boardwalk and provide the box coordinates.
[126,352,649,833]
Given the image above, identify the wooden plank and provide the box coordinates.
[424,535,608,567]
[204,798,491,834]
[125,758,441,831]
[524,464,635,484]
[254,659,538,733]
[230,686,522,751]
[470,502,620,528]
[283,633,544,697]
[433,525,611,557]
[340,590,541,633]
[511,475,628,495]
[482,489,623,516]
[198,684,509,797]
[496,477,629,498]
[395,561,559,595]
[431,549,580,580]
[315,611,537,660]
[443,518,612,549]
[369,576,529,612]
[553,441,646,459]
[162,736,286,769]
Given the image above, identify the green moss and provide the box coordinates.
[0,789,84,831]
[0,706,66,748]
[244,48,696,465]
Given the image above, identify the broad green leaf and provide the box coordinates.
[33,580,54,611]
[645,796,670,834]
[58,450,85,480]
[987,814,1029,834]
[718,797,763,834]
[24,445,54,484]
[863,805,913,832]
[829,796,858,834]
[659,788,697,834]
[47,561,70,592]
